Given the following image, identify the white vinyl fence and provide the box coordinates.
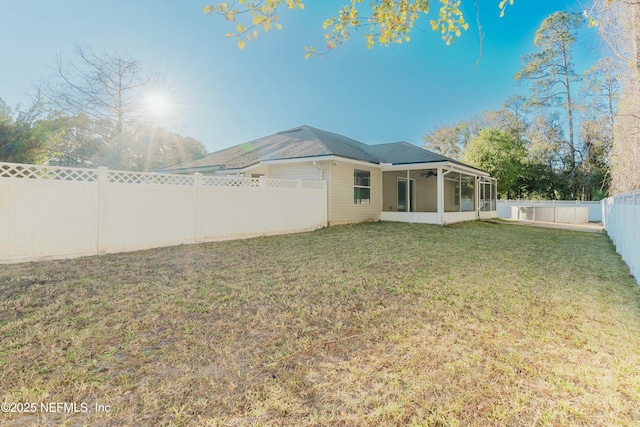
[497,199,602,222]
[0,162,327,263]
[602,191,640,284]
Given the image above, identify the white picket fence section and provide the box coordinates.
[0,162,327,263]
[602,191,640,284]
[497,199,602,222]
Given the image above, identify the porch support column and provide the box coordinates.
[406,169,411,213]
[476,176,480,218]
[437,167,444,224]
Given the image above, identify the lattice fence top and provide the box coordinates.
[0,162,98,181]
[301,181,325,190]
[108,170,194,186]
[201,176,324,189]
[202,176,261,187]
[0,162,325,190]
[266,179,298,189]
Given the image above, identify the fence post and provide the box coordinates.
[97,167,108,255]
[298,179,304,230]
[259,176,266,234]
[322,180,328,226]
[194,173,203,243]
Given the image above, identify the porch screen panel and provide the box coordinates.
[461,176,475,212]
[444,172,460,212]
[479,178,496,211]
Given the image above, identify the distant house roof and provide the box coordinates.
[164,125,481,172]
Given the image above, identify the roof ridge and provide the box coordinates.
[303,126,381,163]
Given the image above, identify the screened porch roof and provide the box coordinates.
[379,160,491,178]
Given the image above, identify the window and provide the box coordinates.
[354,169,371,205]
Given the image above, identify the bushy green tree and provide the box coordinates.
[463,129,528,199]
[0,98,62,164]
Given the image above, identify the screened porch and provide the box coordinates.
[379,166,497,225]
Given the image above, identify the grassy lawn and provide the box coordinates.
[1,221,639,426]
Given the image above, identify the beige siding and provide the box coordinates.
[270,163,322,181]
[382,171,404,211]
[383,170,437,212]
[410,171,437,212]
[246,166,270,178]
[329,162,381,225]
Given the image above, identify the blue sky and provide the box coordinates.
[1,1,602,153]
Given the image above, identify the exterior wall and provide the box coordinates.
[246,166,271,178]
[478,211,496,220]
[443,211,476,224]
[269,163,322,181]
[382,170,436,212]
[329,161,381,225]
[0,162,327,263]
[380,212,439,224]
[382,171,404,212]
[411,171,437,212]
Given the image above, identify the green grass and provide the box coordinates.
[1,221,639,426]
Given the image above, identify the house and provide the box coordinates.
[164,125,497,225]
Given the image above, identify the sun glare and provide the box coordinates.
[145,92,172,117]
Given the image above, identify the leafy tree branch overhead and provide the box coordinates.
[203,0,515,55]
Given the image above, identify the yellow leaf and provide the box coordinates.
[225,33,234,38]
[238,39,246,49]
[275,23,282,30]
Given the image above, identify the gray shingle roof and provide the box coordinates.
[164,125,477,171]
[366,141,452,164]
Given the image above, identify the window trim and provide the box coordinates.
[354,169,371,205]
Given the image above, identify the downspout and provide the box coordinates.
[312,161,324,180]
